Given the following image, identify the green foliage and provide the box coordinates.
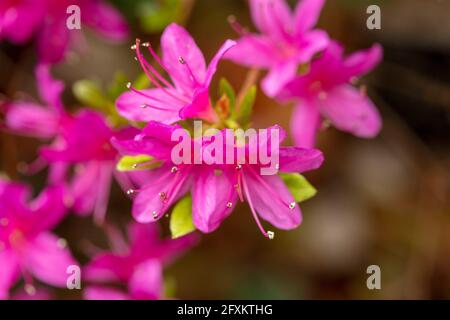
[170,196,196,239]
[280,173,317,202]
[116,155,158,172]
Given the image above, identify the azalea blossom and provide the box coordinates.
[226,0,329,97]
[278,41,383,147]
[83,222,196,300]
[112,122,324,238]
[0,0,128,63]
[0,179,76,299]
[116,23,236,125]
[4,64,132,223]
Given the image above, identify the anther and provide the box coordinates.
[171,166,179,173]
[178,56,185,64]
[142,42,150,47]
[289,202,296,210]
[267,231,275,240]
[152,211,158,219]
[24,284,36,296]
[126,82,132,89]
[236,164,242,170]
[226,202,233,208]
[126,189,135,195]
[130,44,137,50]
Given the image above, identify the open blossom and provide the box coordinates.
[5,64,130,223]
[112,122,324,238]
[226,0,329,97]
[0,0,128,63]
[83,222,196,300]
[0,179,76,299]
[279,41,383,147]
[116,23,236,125]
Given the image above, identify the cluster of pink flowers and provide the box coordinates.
[0,0,382,300]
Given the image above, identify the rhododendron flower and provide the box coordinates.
[0,179,76,299]
[84,222,196,300]
[116,23,236,124]
[113,122,324,238]
[226,0,329,97]
[0,0,128,63]
[279,41,383,147]
[5,64,131,222]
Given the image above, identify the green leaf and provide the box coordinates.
[108,72,129,100]
[170,196,195,239]
[235,85,256,125]
[219,78,236,111]
[133,72,151,90]
[280,173,317,202]
[73,80,108,110]
[116,155,156,172]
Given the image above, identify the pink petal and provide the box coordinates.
[179,88,217,123]
[22,232,77,288]
[279,147,324,173]
[161,23,206,93]
[70,161,103,216]
[249,0,293,39]
[290,100,321,147]
[343,43,383,80]
[84,286,128,300]
[0,1,44,43]
[132,166,190,223]
[295,29,329,62]
[225,34,278,68]
[204,39,236,86]
[82,1,128,41]
[192,168,237,233]
[0,250,20,300]
[35,64,64,111]
[6,102,60,139]
[37,18,70,63]
[319,85,382,138]
[84,253,133,283]
[128,260,163,300]
[116,89,184,124]
[293,0,326,34]
[28,185,67,234]
[243,170,302,230]
[261,60,298,97]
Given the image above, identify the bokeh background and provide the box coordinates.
[1,0,449,299]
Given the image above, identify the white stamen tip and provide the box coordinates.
[24,284,36,296]
[267,231,275,240]
[126,82,132,89]
[226,202,233,208]
[126,189,135,195]
[236,164,242,170]
[171,166,179,173]
[140,104,148,109]
[289,202,296,210]
[57,238,67,249]
[158,192,167,200]
[142,42,150,47]
[130,44,137,50]
[152,211,158,219]
[178,56,185,64]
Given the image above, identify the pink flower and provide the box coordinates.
[279,41,383,147]
[113,122,324,237]
[226,0,329,97]
[83,222,196,300]
[0,0,128,63]
[0,179,76,299]
[116,23,236,124]
[4,64,131,223]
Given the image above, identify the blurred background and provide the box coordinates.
[1,0,449,299]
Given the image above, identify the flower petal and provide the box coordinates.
[290,100,321,147]
[37,18,70,63]
[6,102,60,139]
[249,0,293,39]
[295,29,329,63]
[0,250,20,300]
[293,0,325,34]
[128,259,163,300]
[82,1,128,41]
[319,85,382,138]
[84,286,128,300]
[22,232,77,287]
[179,88,217,122]
[116,89,184,124]
[161,23,206,93]
[343,43,383,80]
[279,147,324,173]
[225,34,278,68]
[84,253,133,283]
[192,168,237,233]
[35,64,64,111]
[204,40,236,86]
[261,60,298,97]
[243,170,301,230]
